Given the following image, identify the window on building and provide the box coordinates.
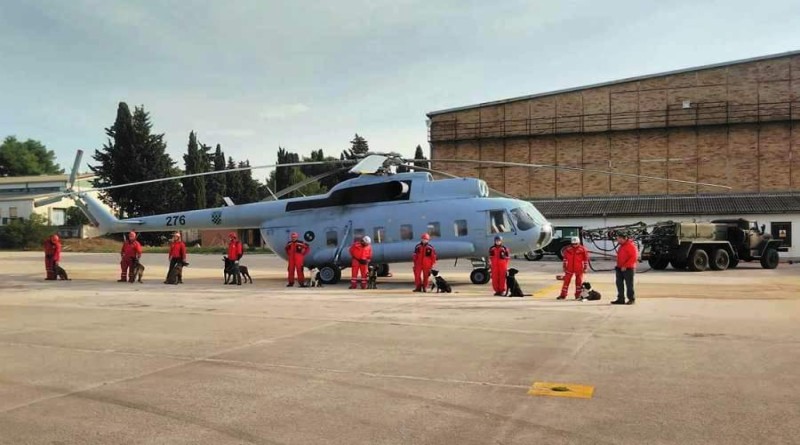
[9,207,17,218]
[326,230,338,247]
[427,222,441,238]
[353,228,365,240]
[489,210,512,233]
[454,219,468,237]
[400,224,414,240]
[373,226,386,243]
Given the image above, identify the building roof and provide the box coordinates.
[530,192,800,219]
[427,49,800,117]
[0,173,94,185]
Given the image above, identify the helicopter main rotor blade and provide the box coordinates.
[87,159,356,193]
[264,167,349,201]
[68,149,84,189]
[424,158,732,190]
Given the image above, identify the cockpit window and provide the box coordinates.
[490,210,513,233]
[510,207,536,231]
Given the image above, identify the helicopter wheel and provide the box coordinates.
[319,264,342,285]
[470,268,491,285]
[376,263,391,277]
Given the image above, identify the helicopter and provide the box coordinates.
[37,150,730,285]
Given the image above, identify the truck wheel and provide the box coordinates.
[710,249,730,271]
[728,257,739,269]
[760,248,779,269]
[670,259,687,270]
[556,246,567,261]
[319,265,342,285]
[648,257,669,270]
[524,251,544,261]
[470,268,491,285]
[688,249,709,272]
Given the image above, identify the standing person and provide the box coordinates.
[349,236,372,289]
[488,235,511,296]
[226,232,244,285]
[558,236,590,300]
[612,232,639,305]
[412,233,437,292]
[120,231,142,283]
[285,232,310,287]
[165,232,187,284]
[43,234,62,280]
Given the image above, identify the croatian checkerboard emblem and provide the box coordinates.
[211,211,222,225]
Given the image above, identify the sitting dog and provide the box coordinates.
[304,268,322,288]
[222,257,252,284]
[429,269,452,293]
[165,261,188,285]
[130,261,145,283]
[504,268,529,297]
[580,282,602,301]
[366,264,378,289]
[54,264,71,281]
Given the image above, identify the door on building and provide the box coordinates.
[771,222,791,248]
[51,208,66,226]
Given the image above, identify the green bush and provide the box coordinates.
[0,214,54,249]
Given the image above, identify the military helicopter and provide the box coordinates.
[37,150,729,285]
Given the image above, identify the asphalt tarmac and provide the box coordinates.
[1,252,799,444]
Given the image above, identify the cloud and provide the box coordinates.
[205,128,257,138]
[259,103,311,121]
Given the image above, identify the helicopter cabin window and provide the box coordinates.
[427,222,441,238]
[400,224,414,240]
[353,228,365,241]
[373,226,386,243]
[326,230,338,247]
[454,220,468,237]
[490,210,513,233]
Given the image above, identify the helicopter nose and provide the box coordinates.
[532,223,553,250]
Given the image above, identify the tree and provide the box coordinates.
[0,214,52,249]
[182,131,208,210]
[0,136,63,177]
[90,102,183,245]
[225,156,244,204]
[205,144,226,208]
[65,207,90,226]
[413,145,429,169]
[237,160,263,204]
[340,133,369,160]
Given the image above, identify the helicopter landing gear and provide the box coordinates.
[470,268,491,285]
[376,263,391,277]
[318,264,342,285]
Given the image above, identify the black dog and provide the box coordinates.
[366,264,378,289]
[165,261,188,285]
[55,264,71,281]
[504,268,529,297]
[304,268,322,288]
[429,269,452,293]
[580,282,602,301]
[130,261,145,283]
[223,257,252,284]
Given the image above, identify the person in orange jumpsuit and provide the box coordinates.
[285,232,310,287]
[165,232,187,284]
[349,236,372,289]
[558,236,590,300]
[226,232,244,285]
[43,234,62,280]
[488,235,510,296]
[119,231,142,282]
[412,233,437,292]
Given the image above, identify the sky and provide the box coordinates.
[2,0,800,180]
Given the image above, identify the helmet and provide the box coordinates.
[362,236,372,244]
[174,232,181,238]
[421,233,430,241]
[229,232,237,239]
[128,231,137,240]
[494,235,503,241]
[570,236,580,244]
[51,234,60,242]
[290,232,298,239]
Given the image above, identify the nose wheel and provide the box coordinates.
[470,268,491,285]
[318,264,342,285]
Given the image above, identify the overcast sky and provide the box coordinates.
[2,0,800,179]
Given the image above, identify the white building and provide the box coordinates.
[0,174,93,227]
[531,193,800,259]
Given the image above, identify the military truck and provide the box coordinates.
[523,226,582,261]
[641,219,783,271]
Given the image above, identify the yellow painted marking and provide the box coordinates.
[532,282,565,299]
[528,382,594,399]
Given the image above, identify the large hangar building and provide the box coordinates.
[427,51,800,257]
